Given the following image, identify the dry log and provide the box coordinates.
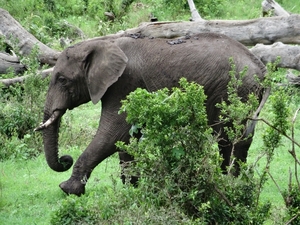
[118,14,300,45]
[262,0,290,17]
[0,51,26,74]
[250,43,300,71]
[0,8,60,66]
[286,70,300,86]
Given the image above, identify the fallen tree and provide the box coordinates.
[118,14,300,45]
[0,8,60,66]
[0,51,26,74]
[251,42,300,71]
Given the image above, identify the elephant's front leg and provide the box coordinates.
[59,113,131,196]
[59,139,117,196]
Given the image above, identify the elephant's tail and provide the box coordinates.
[244,87,271,137]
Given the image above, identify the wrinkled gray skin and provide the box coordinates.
[38,33,266,196]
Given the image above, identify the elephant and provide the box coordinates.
[35,33,267,196]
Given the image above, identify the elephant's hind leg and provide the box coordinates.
[118,151,139,187]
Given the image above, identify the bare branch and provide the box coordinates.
[250,117,300,148]
[285,211,300,225]
[267,170,284,199]
[214,185,233,207]
[0,67,53,86]
[187,0,203,21]
[289,108,300,187]
[262,0,290,17]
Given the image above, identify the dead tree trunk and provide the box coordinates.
[0,8,60,66]
[0,51,26,74]
[120,14,300,45]
[250,43,300,71]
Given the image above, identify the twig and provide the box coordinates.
[252,152,267,176]
[214,185,233,207]
[285,211,300,225]
[250,117,300,148]
[227,157,235,175]
[267,170,285,200]
[290,108,300,188]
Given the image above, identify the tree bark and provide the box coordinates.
[120,14,300,45]
[250,43,300,71]
[0,8,60,66]
[187,0,203,21]
[286,70,300,86]
[0,51,26,74]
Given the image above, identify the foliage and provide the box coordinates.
[117,78,270,223]
[50,195,98,225]
[50,185,197,225]
[284,184,300,224]
[250,60,300,224]
[216,58,259,148]
[0,46,48,161]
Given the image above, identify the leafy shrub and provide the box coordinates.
[284,184,300,224]
[50,195,98,225]
[117,78,271,223]
[51,185,197,224]
[0,134,41,161]
[0,47,48,161]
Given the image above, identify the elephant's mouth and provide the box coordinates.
[34,109,65,131]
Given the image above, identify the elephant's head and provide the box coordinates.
[35,40,128,172]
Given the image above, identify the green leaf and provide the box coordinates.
[171,147,185,160]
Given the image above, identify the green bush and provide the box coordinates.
[50,195,98,225]
[117,78,271,223]
[0,47,48,161]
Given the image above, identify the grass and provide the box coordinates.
[247,100,300,223]
[0,102,121,224]
[0,152,121,224]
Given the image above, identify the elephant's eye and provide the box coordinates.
[58,76,68,86]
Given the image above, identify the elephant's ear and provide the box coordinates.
[83,41,128,104]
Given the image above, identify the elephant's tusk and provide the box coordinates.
[34,111,61,131]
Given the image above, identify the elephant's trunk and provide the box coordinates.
[41,110,73,172]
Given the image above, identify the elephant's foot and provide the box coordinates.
[59,177,85,196]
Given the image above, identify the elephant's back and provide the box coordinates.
[117,33,265,76]
[110,34,266,127]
